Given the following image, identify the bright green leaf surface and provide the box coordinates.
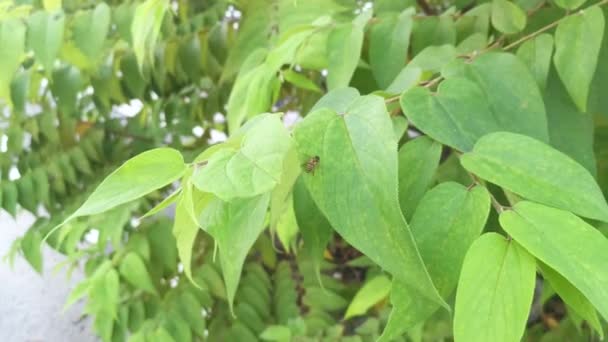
[202,193,270,312]
[461,132,608,221]
[400,78,498,152]
[491,0,527,34]
[500,201,608,321]
[345,275,391,319]
[68,148,186,219]
[442,53,549,143]
[0,19,26,102]
[27,10,65,71]
[453,233,536,342]
[382,182,490,340]
[293,94,446,310]
[554,6,604,112]
[192,114,291,200]
[131,0,169,68]
[73,3,111,61]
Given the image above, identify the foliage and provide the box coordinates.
[1,0,608,341]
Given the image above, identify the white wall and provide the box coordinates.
[0,211,97,342]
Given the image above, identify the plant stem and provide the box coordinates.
[504,0,608,50]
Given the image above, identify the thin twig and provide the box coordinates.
[504,0,608,50]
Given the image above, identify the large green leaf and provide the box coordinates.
[369,9,413,88]
[554,6,605,112]
[400,78,498,152]
[192,114,292,201]
[461,132,608,221]
[293,94,445,310]
[381,182,491,341]
[491,0,526,34]
[26,10,65,71]
[326,11,371,90]
[119,252,157,294]
[540,263,603,337]
[73,3,111,61]
[57,148,186,230]
[500,201,608,321]
[442,52,549,143]
[397,136,442,220]
[516,33,553,91]
[293,176,333,284]
[201,193,270,312]
[453,233,536,342]
[0,18,26,102]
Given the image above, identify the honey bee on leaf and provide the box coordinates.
[303,155,320,175]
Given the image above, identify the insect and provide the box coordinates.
[303,155,320,174]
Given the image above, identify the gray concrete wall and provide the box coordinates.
[0,211,97,342]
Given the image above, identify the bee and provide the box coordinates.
[303,155,320,175]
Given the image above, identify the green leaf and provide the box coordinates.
[26,10,65,71]
[453,233,536,342]
[2,182,18,217]
[326,11,371,90]
[516,33,553,91]
[293,93,446,310]
[32,168,50,206]
[73,3,111,61]
[17,174,37,213]
[345,275,391,319]
[140,188,181,219]
[283,69,321,93]
[0,18,26,102]
[202,193,270,312]
[369,10,414,88]
[47,148,185,239]
[398,136,442,220]
[260,325,291,342]
[491,0,526,34]
[500,201,608,321]
[192,114,292,201]
[400,78,498,152]
[381,182,491,341]
[540,263,603,337]
[119,252,157,294]
[131,0,169,68]
[554,6,605,112]
[226,62,277,132]
[411,16,456,56]
[173,182,212,283]
[461,132,608,221]
[553,0,586,10]
[21,228,43,273]
[293,176,333,284]
[544,68,596,175]
[441,52,549,143]
[51,65,83,114]
[74,148,185,218]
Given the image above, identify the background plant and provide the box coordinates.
[1,0,608,341]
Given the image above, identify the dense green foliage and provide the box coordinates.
[2,0,608,341]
